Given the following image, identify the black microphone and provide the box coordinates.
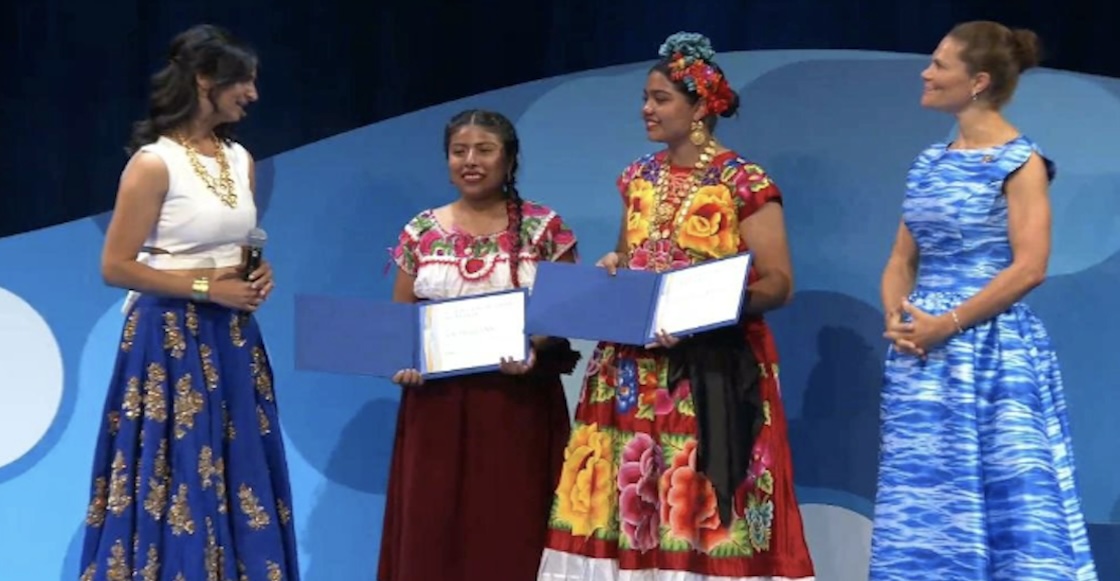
[244,227,268,280]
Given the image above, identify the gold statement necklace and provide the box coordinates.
[650,138,717,241]
[176,133,238,208]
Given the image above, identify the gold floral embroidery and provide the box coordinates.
[107,450,132,516]
[185,302,199,336]
[86,477,107,526]
[223,402,237,440]
[80,562,96,581]
[198,445,228,514]
[139,544,160,581]
[238,484,271,530]
[107,410,121,436]
[258,405,271,435]
[200,344,219,391]
[143,363,168,422]
[267,561,283,581]
[168,483,196,535]
[230,314,246,348]
[205,516,227,579]
[251,347,274,401]
[173,373,204,439]
[121,309,139,352]
[122,377,141,420]
[277,498,292,526]
[106,539,128,581]
[143,439,169,520]
[163,311,187,359]
[238,561,248,581]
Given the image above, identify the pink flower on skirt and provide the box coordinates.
[617,433,663,552]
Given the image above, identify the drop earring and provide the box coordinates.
[689,120,707,146]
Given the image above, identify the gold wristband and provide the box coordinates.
[191,277,210,302]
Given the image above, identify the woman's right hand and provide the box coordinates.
[392,369,424,387]
[207,276,263,312]
[596,251,623,275]
[884,310,924,358]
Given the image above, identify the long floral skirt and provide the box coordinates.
[78,296,300,580]
[538,323,815,580]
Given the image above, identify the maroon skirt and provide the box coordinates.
[377,363,571,581]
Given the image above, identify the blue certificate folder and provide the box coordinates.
[294,288,529,380]
[525,253,752,346]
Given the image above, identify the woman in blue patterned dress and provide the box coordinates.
[78,25,300,580]
[872,21,1097,580]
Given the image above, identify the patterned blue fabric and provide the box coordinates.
[78,296,300,580]
[869,136,1098,580]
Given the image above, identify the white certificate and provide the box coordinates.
[649,253,752,338]
[420,289,528,376]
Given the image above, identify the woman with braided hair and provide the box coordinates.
[379,109,582,581]
[537,32,814,580]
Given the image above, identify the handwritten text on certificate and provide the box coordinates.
[421,291,527,375]
[651,253,752,337]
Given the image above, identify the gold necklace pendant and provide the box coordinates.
[177,133,238,208]
[649,139,718,240]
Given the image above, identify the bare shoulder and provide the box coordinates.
[120,151,170,194]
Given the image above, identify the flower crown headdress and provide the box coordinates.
[658,32,735,116]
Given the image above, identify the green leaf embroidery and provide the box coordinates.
[588,374,615,404]
[675,394,696,417]
[658,526,692,552]
[659,432,691,464]
[707,517,753,557]
[757,469,775,496]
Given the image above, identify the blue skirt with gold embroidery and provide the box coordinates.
[78,295,300,580]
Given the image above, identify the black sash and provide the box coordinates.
[665,323,763,525]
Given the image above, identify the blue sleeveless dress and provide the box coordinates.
[868,136,1098,580]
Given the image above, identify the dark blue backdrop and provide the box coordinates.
[4,0,1120,236]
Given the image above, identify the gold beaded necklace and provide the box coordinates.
[649,138,717,242]
[175,133,238,208]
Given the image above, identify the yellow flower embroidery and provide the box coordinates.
[676,184,739,258]
[554,423,614,537]
[625,178,655,248]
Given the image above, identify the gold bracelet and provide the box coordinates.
[191,277,210,302]
[950,310,964,333]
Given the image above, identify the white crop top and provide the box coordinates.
[121,136,257,312]
[136,136,257,269]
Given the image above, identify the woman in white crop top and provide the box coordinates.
[76,24,301,580]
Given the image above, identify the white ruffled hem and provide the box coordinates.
[537,549,816,581]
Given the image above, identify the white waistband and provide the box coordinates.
[139,246,244,270]
[121,247,244,313]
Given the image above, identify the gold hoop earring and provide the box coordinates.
[689,120,707,146]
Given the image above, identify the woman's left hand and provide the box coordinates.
[645,329,681,350]
[499,349,536,375]
[883,299,956,357]
[247,259,275,302]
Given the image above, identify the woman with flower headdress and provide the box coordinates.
[537,32,814,580]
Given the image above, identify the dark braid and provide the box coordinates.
[443,109,524,287]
